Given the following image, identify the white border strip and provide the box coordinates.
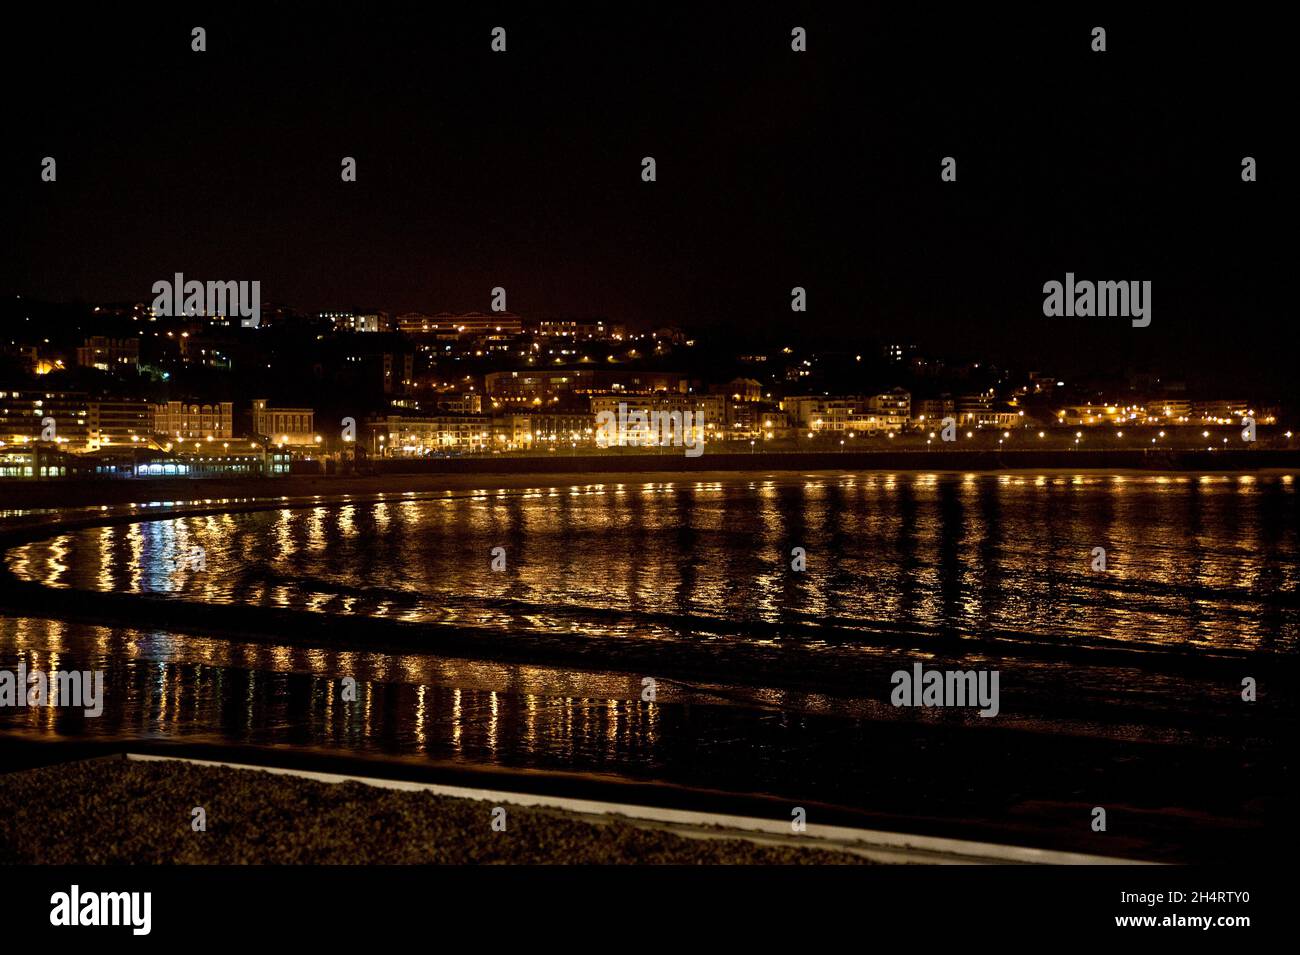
[125,753,1155,865]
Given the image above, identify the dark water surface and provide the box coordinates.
[2,472,1296,859]
[9,472,1300,649]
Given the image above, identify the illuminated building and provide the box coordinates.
[153,401,234,440]
[75,336,140,371]
[251,399,316,447]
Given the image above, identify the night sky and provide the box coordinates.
[3,5,1287,390]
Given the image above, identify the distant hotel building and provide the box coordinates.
[957,394,1020,428]
[153,401,234,440]
[76,336,140,371]
[528,319,624,340]
[874,387,912,420]
[251,399,316,446]
[717,378,763,402]
[365,413,492,455]
[725,401,789,439]
[323,311,390,333]
[914,397,955,423]
[88,399,153,450]
[589,394,726,438]
[783,390,911,433]
[1052,399,1262,427]
[1,392,153,451]
[493,412,593,449]
[4,394,243,450]
[0,390,90,447]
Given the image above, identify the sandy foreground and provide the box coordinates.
[0,757,875,865]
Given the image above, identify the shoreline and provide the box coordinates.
[1,448,1296,510]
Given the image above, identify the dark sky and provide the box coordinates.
[2,4,1288,390]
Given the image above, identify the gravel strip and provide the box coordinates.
[0,759,874,864]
